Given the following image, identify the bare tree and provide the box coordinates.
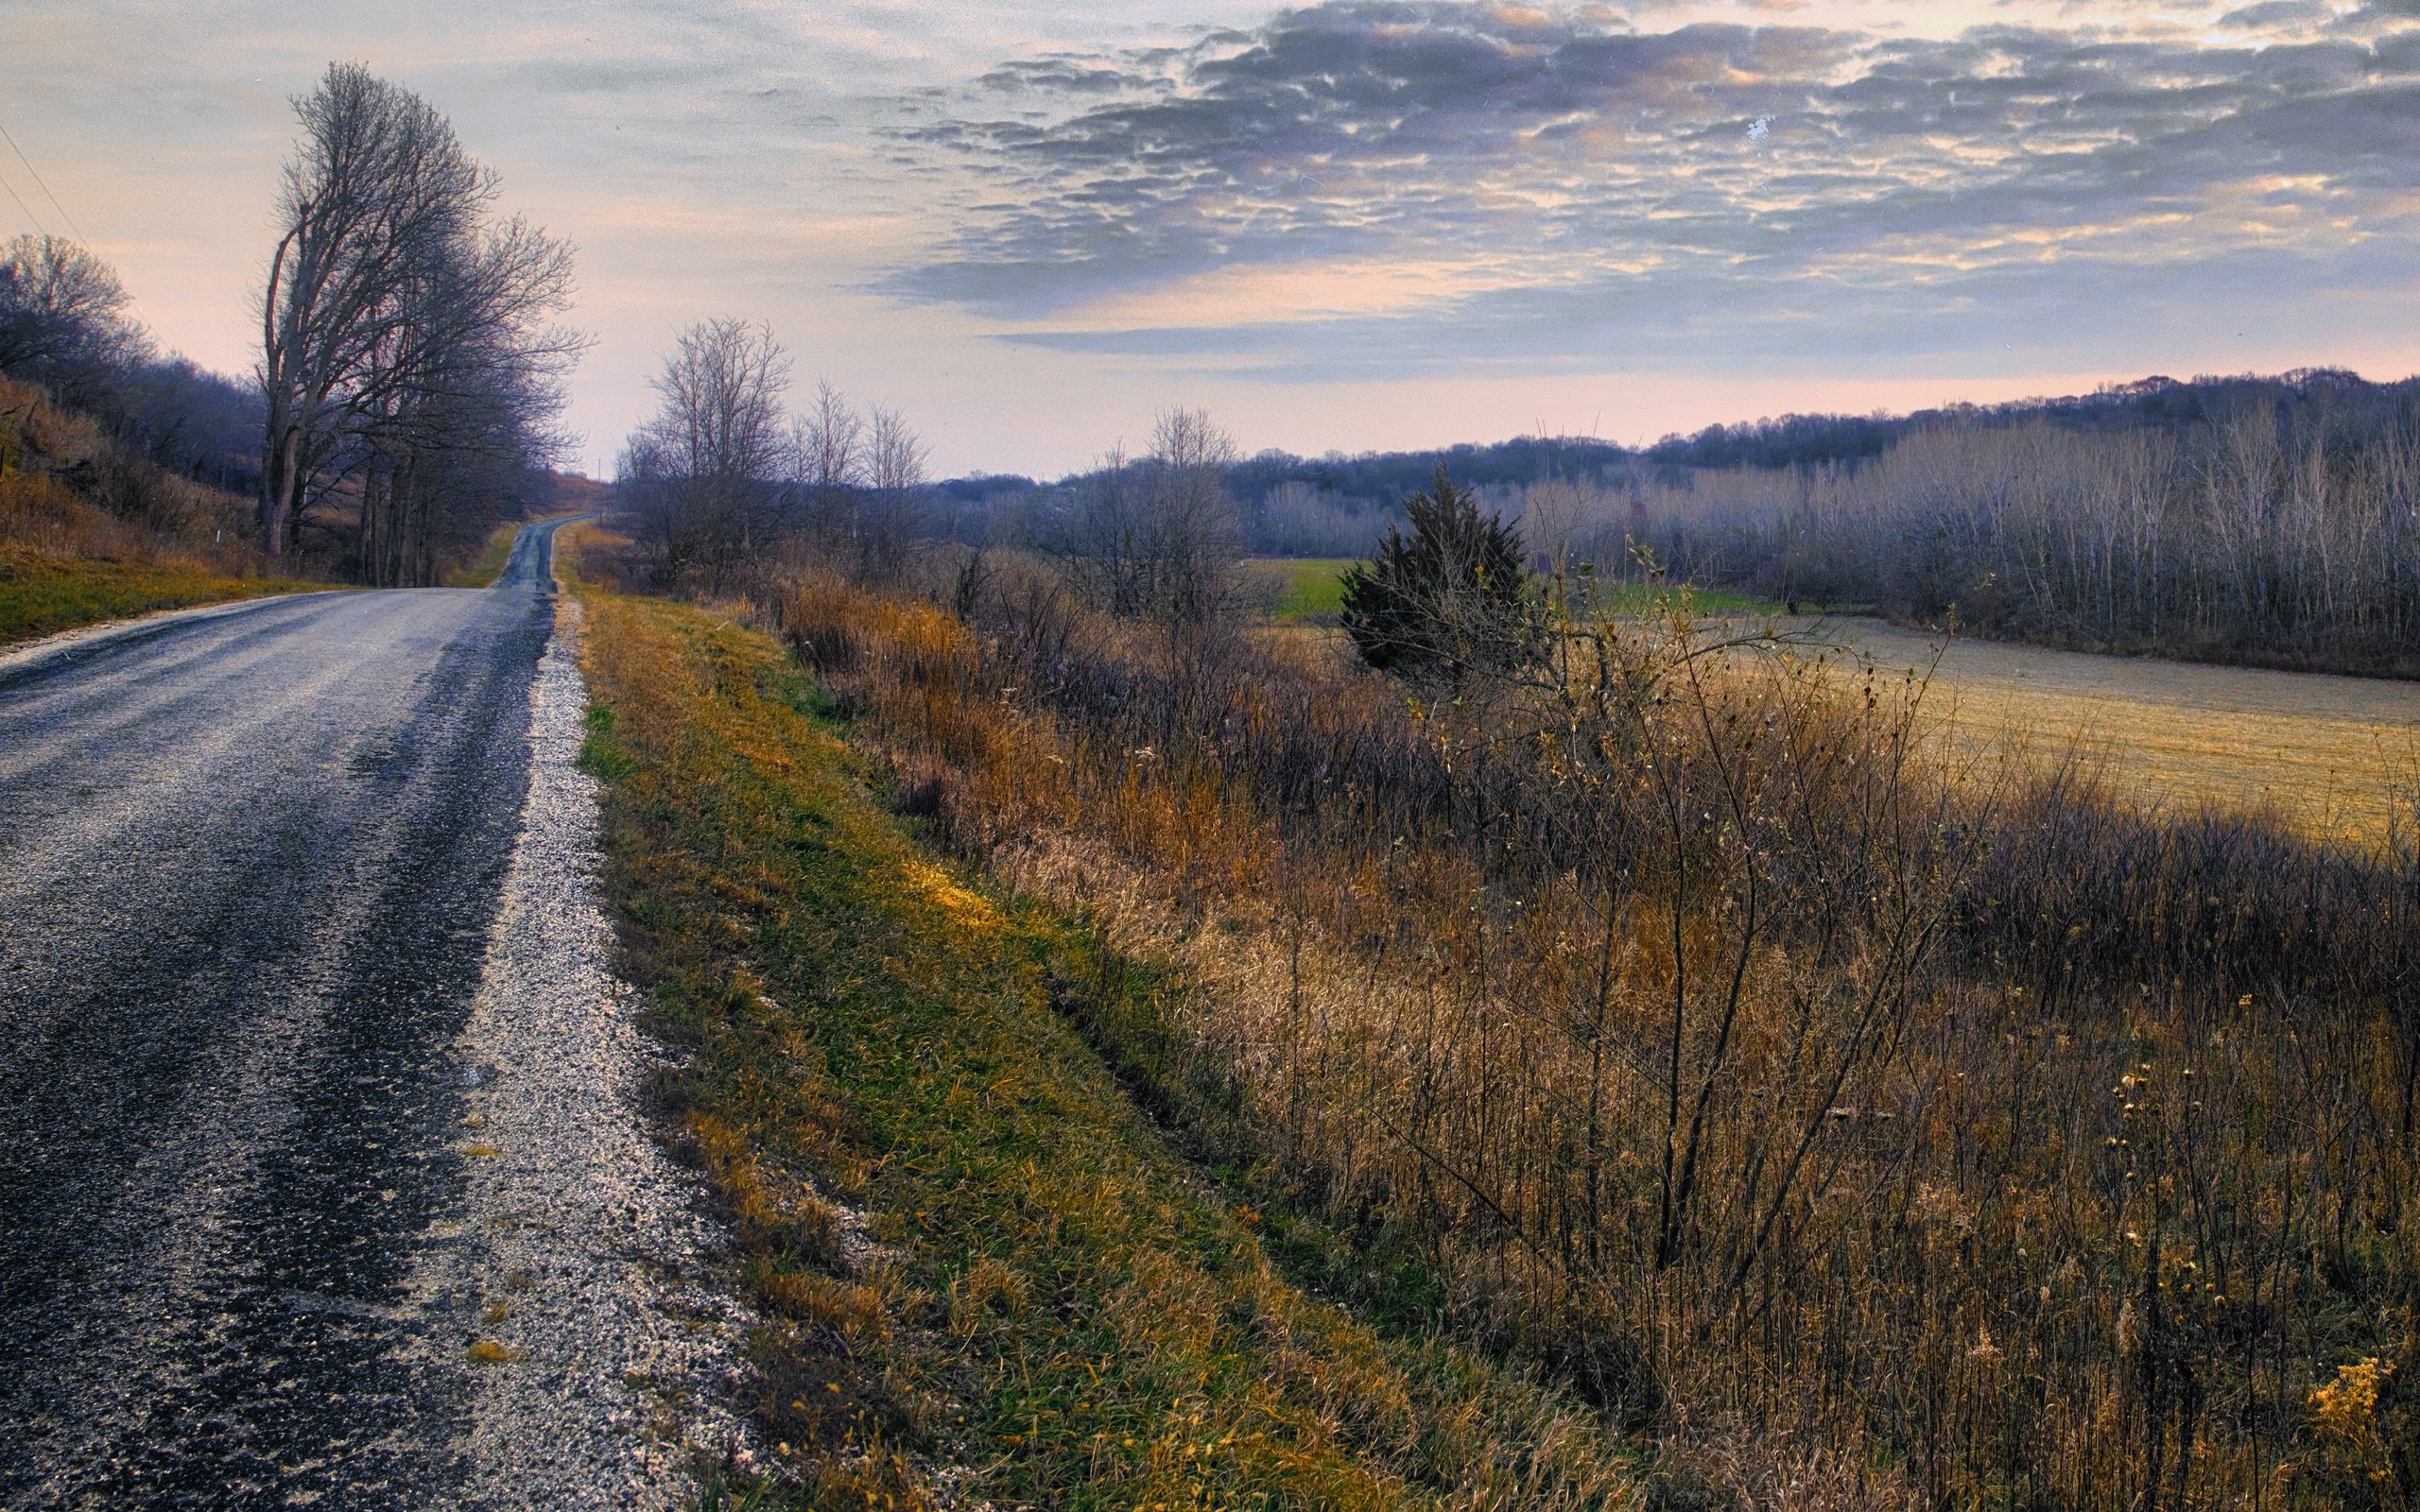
[858,404,928,581]
[1047,406,1243,626]
[0,233,151,408]
[790,379,863,548]
[619,317,791,589]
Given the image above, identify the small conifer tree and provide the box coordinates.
[1340,464,1541,681]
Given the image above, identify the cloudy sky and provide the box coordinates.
[5,1,2416,476]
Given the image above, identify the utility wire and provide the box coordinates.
[0,161,48,237]
[0,115,163,342]
[0,119,90,247]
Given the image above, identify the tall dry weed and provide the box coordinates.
[774,557,2419,1510]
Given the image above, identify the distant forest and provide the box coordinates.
[929,369,2420,676]
[947,369,2420,552]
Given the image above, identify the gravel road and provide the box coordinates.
[0,522,741,1508]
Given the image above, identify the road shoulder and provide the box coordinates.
[416,586,753,1509]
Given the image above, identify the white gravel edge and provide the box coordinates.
[427,587,757,1510]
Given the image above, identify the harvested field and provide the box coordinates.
[1775,615,2420,844]
[1265,607,2420,843]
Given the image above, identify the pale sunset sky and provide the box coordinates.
[4,0,2416,476]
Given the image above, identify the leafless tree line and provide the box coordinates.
[0,235,150,414]
[615,318,929,592]
[1525,410,2420,673]
[1025,408,1246,628]
[258,62,583,582]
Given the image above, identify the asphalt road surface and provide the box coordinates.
[0,520,642,1507]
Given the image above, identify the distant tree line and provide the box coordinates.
[616,318,930,593]
[905,370,2420,577]
[1549,398,2420,674]
[0,232,265,497]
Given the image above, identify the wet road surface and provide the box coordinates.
[0,523,570,1507]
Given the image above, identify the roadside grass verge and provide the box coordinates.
[444,519,527,588]
[0,541,321,646]
[572,584,1637,1511]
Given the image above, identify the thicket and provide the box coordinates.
[1,233,264,499]
[1589,404,2420,675]
[761,535,2420,1508]
[0,372,265,571]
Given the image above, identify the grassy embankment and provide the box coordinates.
[0,540,320,647]
[0,374,321,645]
[564,547,1635,1507]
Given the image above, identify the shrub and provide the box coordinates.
[1340,464,1542,681]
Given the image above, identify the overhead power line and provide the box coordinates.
[0,119,90,247]
[0,169,45,236]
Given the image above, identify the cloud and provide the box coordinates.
[880,0,2420,377]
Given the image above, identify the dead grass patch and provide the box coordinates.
[573,582,1640,1509]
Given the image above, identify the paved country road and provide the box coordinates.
[0,522,741,1509]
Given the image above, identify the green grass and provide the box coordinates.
[0,543,321,647]
[1252,557,1357,622]
[444,519,526,588]
[573,583,1635,1511]
[1249,556,1861,626]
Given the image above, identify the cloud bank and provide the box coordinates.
[887,0,2420,378]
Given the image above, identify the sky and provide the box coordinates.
[3,0,2417,478]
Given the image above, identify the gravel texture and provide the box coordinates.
[0,522,743,1508]
[423,587,753,1509]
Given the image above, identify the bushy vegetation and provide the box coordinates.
[0,374,316,644]
[570,558,1639,1510]
[1,234,266,500]
[926,371,2420,682]
[1340,467,1540,681]
[752,524,2420,1508]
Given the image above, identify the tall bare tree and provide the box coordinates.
[857,404,928,581]
[354,215,580,585]
[257,62,579,571]
[618,318,792,589]
[791,379,864,549]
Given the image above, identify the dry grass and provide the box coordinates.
[1281,607,2420,848]
[775,556,2420,1511]
[568,561,1642,1509]
[0,540,320,646]
[1773,614,2420,846]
